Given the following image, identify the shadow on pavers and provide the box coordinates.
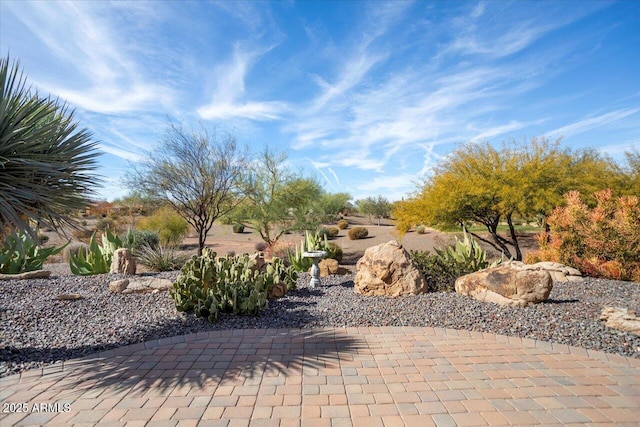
[30,328,367,398]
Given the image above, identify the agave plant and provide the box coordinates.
[434,227,501,273]
[0,56,101,237]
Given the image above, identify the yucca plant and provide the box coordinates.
[0,56,101,238]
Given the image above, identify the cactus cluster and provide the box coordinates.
[68,229,123,275]
[171,249,298,322]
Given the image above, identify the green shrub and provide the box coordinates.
[337,219,349,230]
[327,227,339,238]
[68,229,123,275]
[415,225,426,234]
[138,206,190,246]
[232,223,245,233]
[120,229,160,254]
[136,244,189,272]
[348,226,368,240]
[409,250,458,292]
[1,232,67,274]
[171,249,298,322]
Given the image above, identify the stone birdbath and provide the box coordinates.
[303,250,327,288]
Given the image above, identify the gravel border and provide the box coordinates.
[1,270,639,377]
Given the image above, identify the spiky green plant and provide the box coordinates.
[0,231,67,274]
[68,229,123,275]
[0,56,101,237]
[434,228,501,272]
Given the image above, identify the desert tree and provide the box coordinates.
[126,123,247,255]
[356,196,392,225]
[235,148,324,245]
[0,56,101,237]
[393,137,623,260]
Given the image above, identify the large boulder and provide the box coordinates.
[354,240,428,296]
[110,248,136,275]
[455,262,553,307]
[600,307,640,336]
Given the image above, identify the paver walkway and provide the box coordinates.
[1,327,639,426]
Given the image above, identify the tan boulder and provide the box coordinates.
[318,259,339,277]
[109,279,130,293]
[354,240,428,297]
[110,248,136,275]
[455,262,553,307]
[109,277,173,294]
[269,282,287,299]
[600,307,640,336]
[523,261,583,282]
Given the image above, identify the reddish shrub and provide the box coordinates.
[527,189,640,281]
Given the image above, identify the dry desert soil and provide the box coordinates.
[43,214,538,272]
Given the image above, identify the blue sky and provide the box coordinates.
[1,0,639,202]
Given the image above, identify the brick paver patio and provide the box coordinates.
[1,327,639,426]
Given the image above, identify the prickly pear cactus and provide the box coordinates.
[170,249,298,322]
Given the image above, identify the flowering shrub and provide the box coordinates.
[527,189,640,282]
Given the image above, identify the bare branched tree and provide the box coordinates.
[127,124,247,255]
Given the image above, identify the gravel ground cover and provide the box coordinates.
[1,269,639,377]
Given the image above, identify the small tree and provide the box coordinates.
[357,196,392,225]
[127,124,247,255]
[0,56,101,237]
[237,149,322,245]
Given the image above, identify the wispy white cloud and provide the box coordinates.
[4,1,175,114]
[546,108,640,138]
[197,44,289,121]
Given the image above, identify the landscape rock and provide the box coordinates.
[522,261,583,282]
[110,248,136,275]
[318,259,339,277]
[455,262,553,307]
[600,307,640,336]
[109,279,130,293]
[269,282,287,299]
[0,270,51,280]
[354,240,427,297]
[109,277,173,294]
